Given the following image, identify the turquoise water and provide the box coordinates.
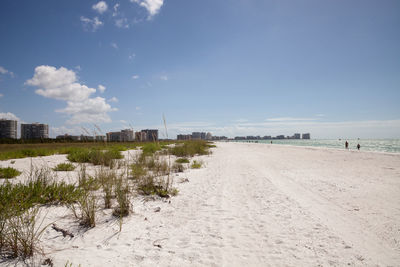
[231,139,400,154]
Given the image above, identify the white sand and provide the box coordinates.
[1,142,400,266]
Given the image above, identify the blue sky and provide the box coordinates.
[0,0,399,139]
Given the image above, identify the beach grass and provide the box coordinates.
[0,167,21,178]
[53,163,76,171]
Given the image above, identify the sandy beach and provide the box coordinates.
[1,142,400,266]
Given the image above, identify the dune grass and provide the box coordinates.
[53,162,76,171]
[175,158,190,164]
[190,160,203,169]
[169,140,211,157]
[0,167,21,179]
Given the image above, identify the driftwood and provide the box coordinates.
[52,224,74,238]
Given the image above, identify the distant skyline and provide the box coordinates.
[0,0,399,139]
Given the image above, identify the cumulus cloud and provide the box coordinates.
[113,3,120,16]
[115,18,129,28]
[131,75,139,79]
[0,66,14,77]
[98,84,106,93]
[0,112,20,121]
[26,66,116,125]
[25,66,96,102]
[80,16,103,32]
[108,97,118,103]
[92,1,108,14]
[129,53,136,60]
[57,97,117,124]
[131,0,164,18]
[160,75,168,81]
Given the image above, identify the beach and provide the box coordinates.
[1,142,400,266]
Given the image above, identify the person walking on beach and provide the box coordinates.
[357,143,360,150]
[345,141,349,149]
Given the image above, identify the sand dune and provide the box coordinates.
[1,142,399,266]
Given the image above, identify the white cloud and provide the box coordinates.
[131,75,139,79]
[266,117,318,122]
[0,66,14,77]
[160,75,168,81]
[129,53,136,60]
[111,42,118,49]
[57,97,117,124]
[92,1,108,14]
[135,106,141,110]
[27,66,116,125]
[131,0,164,18]
[115,18,129,28]
[80,16,103,32]
[119,119,127,124]
[26,65,96,102]
[113,3,120,16]
[108,97,118,103]
[0,112,20,121]
[0,93,3,98]
[75,65,81,71]
[98,84,106,93]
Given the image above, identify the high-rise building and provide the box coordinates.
[106,132,122,142]
[302,133,311,139]
[21,123,49,139]
[121,129,134,142]
[135,131,147,142]
[142,129,158,141]
[0,119,17,139]
[294,133,301,139]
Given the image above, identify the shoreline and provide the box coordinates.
[226,139,400,156]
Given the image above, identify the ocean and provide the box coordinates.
[230,139,400,154]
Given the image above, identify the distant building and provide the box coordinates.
[135,131,146,142]
[142,129,158,142]
[294,133,301,139]
[263,136,272,140]
[276,135,285,139]
[107,132,122,142]
[302,133,311,139]
[121,129,134,142]
[95,135,106,141]
[191,132,201,140]
[177,134,192,141]
[21,123,48,139]
[0,119,17,139]
[56,134,80,141]
[206,132,212,140]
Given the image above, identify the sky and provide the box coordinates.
[0,0,399,139]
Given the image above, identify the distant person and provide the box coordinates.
[345,141,349,149]
[270,141,272,144]
[357,144,360,150]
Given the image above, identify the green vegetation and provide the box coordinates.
[175,158,190,164]
[170,140,211,157]
[53,162,76,171]
[190,160,202,169]
[67,148,123,167]
[0,167,21,178]
[0,142,139,161]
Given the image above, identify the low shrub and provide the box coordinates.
[175,158,189,164]
[53,163,75,171]
[190,160,202,169]
[170,141,210,158]
[0,167,21,178]
[67,148,122,167]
